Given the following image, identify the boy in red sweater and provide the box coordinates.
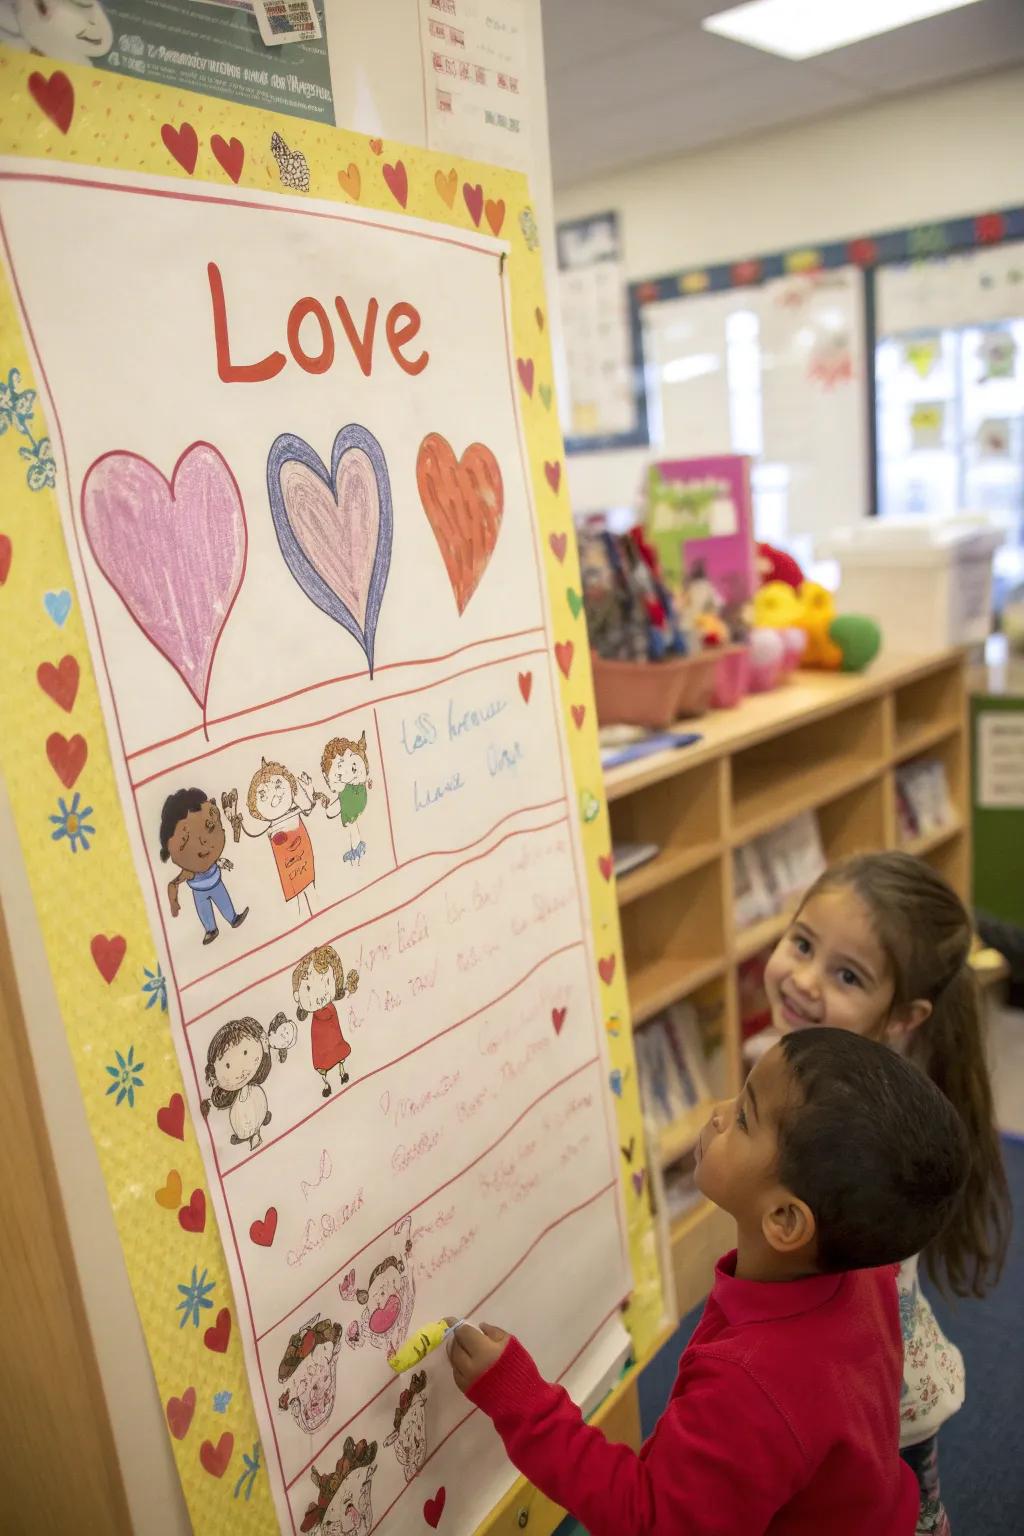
[448,1028,968,1536]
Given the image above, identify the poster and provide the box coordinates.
[0,0,335,123]
[417,0,530,174]
[0,51,662,1536]
[556,211,636,441]
[978,711,1024,809]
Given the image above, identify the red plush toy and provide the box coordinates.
[756,542,803,590]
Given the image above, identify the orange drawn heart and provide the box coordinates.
[485,198,505,236]
[369,137,383,155]
[416,434,503,616]
[337,163,361,199]
[155,1170,183,1210]
[434,168,457,207]
[37,655,79,712]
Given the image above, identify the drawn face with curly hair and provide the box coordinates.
[321,1461,375,1536]
[393,1394,426,1481]
[287,1339,339,1433]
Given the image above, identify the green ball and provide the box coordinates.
[830,614,881,672]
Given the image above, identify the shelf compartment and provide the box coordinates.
[734,907,792,964]
[730,698,886,844]
[610,759,723,907]
[658,1102,712,1167]
[893,664,964,761]
[629,956,726,1027]
[617,841,722,907]
[818,776,888,863]
[900,817,964,859]
[622,859,726,1027]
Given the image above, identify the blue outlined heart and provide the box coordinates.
[44,589,72,626]
[267,425,392,676]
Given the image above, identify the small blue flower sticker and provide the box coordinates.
[213,1390,232,1414]
[176,1266,215,1329]
[104,1045,144,1107]
[141,964,168,1013]
[234,1441,261,1501]
[49,792,95,853]
[0,366,56,492]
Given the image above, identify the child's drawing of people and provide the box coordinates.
[199,1014,294,1151]
[278,1315,344,1434]
[223,758,323,916]
[344,1217,415,1358]
[159,789,249,947]
[384,1371,427,1483]
[293,945,360,1098]
[321,732,372,865]
[302,1438,377,1536]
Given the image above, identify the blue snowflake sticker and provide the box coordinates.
[176,1266,215,1329]
[141,964,168,1013]
[213,1390,232,1415]
[235,1441,261,1501]
[104,1045,144,1107]
[49,792,95,853]
[0,366,56,492]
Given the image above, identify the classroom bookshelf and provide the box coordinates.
[604,648,970,1321]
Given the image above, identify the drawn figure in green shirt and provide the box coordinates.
[322,731,372,865]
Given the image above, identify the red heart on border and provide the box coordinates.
[517,671,532,703]
[598,954,616,985]
[551,1007,567,1036]
[463,181,483,226]
[250,1207,278,1247]
[166,1386,196,1440]
[29,70,74,134]
[46,731,87,788]
[544,460,561,493]
[417,433,503,614]
[210,134,244,183]
[485,197,505,235]
[383,160,408,208]
[161,121,199,174]
[204,1308,231,1354]
[571,704,585,730]
[516,357,534,396]
[157,1092,185,1141]
[90,934,126,985]
[549,532,567,563]
[199,1432,234,1478]
[37,656,79,713]
[598,853,613,882]
[0,534,11,585]
[423,1488,446,1529]
[555,641,574,679]
[178,1188,206,1234]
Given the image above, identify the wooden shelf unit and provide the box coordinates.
[605,650,970,1325]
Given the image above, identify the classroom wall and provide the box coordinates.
[556,66,1024,515]
[0,5,559,1532]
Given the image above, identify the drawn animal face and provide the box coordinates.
[213,1035,263,1092]
[255,773,293,819]
[167,800,225,874]
[321,1463,374,1536]
[328,750,367,792]
[295,967,334,1014]
[395,1398,426,1477]
[13,0,113,60]
[286,1342,340,1434]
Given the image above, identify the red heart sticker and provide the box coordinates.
[463,182,483,226]
[160,121,199,174]
[544,460,561,493]
[199,1432,234,1478]
[166,1386,196,1441]
[178,1188,206,1234]
[517,671,532,704]
[571,704,585,730]
[37,656,80,713]
[46,731,87,788]
[0,533,11,585]
[423,1488,446,1529]
[90,933,126,985]
[210,133,244,183]
[551,1007,567,1036]
[29,70,74,134]
[598,954,616,985]
[204,1307,231,1354]
[383,160,408,208]
[549,531,567,563]
[250,1207,278,1247]
[157,1092,186,1141]
[555,641,574,679]
[598,853,613,882]
[516,357,534,396]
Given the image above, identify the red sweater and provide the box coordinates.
[469,1251,919,1535]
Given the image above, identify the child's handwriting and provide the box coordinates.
[414,1223,479,1281]
[379,1070,461,1129]
[487,739,524,777]
[398,911,429,952]
[400,713,438,755]
[392,1130,443,1174]
[457,940,500,973]
[286,1186,365,1268]
[448,695,507,740]
[498,1035,552,1084]
[411,1204,455,1244]
[413,769,465,811]
[408,959,439,997]
[300,1148,333,1202]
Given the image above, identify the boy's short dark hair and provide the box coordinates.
[159,787,210,861]
[778,1029,969,1273]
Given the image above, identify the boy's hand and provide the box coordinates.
[447,1321,509,1393]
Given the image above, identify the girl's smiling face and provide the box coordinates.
[213,1033,263,1092]
[765,888,894,1040]
[295,966,335,1014]
[255,773,292,819]
[328,750,367,792]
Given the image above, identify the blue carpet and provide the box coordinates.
[557,1135,1023,1533]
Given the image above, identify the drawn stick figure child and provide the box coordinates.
[222,758,323,917]
[200,1014,294,1151]
[159,789,249,947]
[293,945,359,1098]
[321,732,372,865]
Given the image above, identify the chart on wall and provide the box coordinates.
[0,50,657,1536]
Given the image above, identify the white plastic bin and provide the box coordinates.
[822,516,1000,653]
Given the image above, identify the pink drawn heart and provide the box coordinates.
[555,640,574,679]
[383,160,408,207]
[551,1007,567,1035]
[544,460,561,493]
[571,704,585,730]
[598,853,613,882]
[82,444,246,716]
[463,182,483,226]
[279,453,380,634]
[598,954,616,985]
[517,671,532,703]
[516,358,534,397]
[549,531,567,563]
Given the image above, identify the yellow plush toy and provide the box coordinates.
[753,580,879,673]
[798,582,844,670]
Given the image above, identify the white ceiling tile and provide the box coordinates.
[816,0,1024,92]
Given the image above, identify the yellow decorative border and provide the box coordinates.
[0,49,660,1531]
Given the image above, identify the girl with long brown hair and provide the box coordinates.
[763,850,1010,1536]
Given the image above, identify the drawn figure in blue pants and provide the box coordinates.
[160,788,249,946]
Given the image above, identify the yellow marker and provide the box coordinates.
[389,1318,463,1374]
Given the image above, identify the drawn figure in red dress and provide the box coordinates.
[223,758,324,917]
[293,944,360,1098]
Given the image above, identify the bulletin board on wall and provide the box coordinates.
[0,50,663,1536]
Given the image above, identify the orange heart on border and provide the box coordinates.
[434,168,457,208]
[337,163,361,199]
[156,1170,183,1210]
[485,197,506,235]
[416,434,503,616]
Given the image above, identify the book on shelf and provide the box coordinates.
[612,840,660,879]
[896,760,953,841]
[635,1002,713,1131]
[733,810,825,929]
[663,1156,703,1223]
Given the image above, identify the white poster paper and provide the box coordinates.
[978,710,1024,809]
[0,160,629,1535]
[417,0,530,173]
